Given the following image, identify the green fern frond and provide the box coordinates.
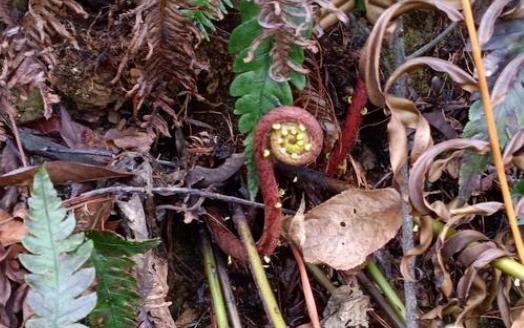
[183,0,232,40]
[86,230,160,328]
[229,1,307,199]
[19,166,97,328]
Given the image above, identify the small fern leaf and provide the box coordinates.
[86,230,160,328]
[19,166,96,328]
[229,0,309,198]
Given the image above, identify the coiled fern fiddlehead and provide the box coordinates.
[209,106,323,260]
[254,106,323,255]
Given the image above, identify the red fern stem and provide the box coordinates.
[207,107,323,261]
[325,77,367,176]
[254,106,323,255]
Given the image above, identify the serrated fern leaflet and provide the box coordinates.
[229,0,308,199]
[86,230,160,328]
[19,166,97,328]
[182,0,233,40]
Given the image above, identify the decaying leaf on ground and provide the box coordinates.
[321,277,370,327]
[285,188,402,270]
[117,195,175,328]
[0,161,132,186]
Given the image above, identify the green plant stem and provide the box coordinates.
[365,260,407,321]
[356,272,406,328]
[305,263,337,293]
[430,219,524,281]
[215,250,243,328]
[231,205,286,327]
[306,262,406,328]
[200,228,230,328]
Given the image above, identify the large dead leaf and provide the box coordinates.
[286,188,402,270]
[0,161,132,186]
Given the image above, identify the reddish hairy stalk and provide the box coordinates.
[207,106,323,260]
[254,106,323,255]
[325,77,367,176]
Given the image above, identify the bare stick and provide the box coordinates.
[215,250,243,328]
[78,185,291,213]
[8,113,28,167]
[391,22,418,328]
[406,22,458,60]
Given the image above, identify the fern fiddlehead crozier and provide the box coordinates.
[254,106,323,255]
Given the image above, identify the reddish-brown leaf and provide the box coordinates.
[0,161,132,186]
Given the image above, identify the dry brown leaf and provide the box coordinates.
[286,188,401,270]
[364,0,395,25]
[0,209,26,246]
[512,297,524,328]
[321,279,370,327]
[401,215,433,281]
[359,0,463,107]
[117,195,175,328]
[491,53,524,105]
[408,138,490,216]
[0,161,132,186]
[104,128,156,152]
[384,58,478,182]
[503,129,524,169]
[478,0,514,46]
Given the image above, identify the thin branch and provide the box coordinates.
[8,113,28,167]
[406,22,458,60]
[215,250,243,328]
[78,185,294,214]
[391,21,418,328]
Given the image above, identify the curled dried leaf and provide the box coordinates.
[359,0,463,107]
[478,0,515,47]
[384,58,478,183]
[491,53,524,105]
[401,215,433,281]
[408,138,490,216]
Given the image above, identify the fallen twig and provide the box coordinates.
[406,22,458,59]
[215,250,243,328]
[77,185,292,213]
[391,21,419,328]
